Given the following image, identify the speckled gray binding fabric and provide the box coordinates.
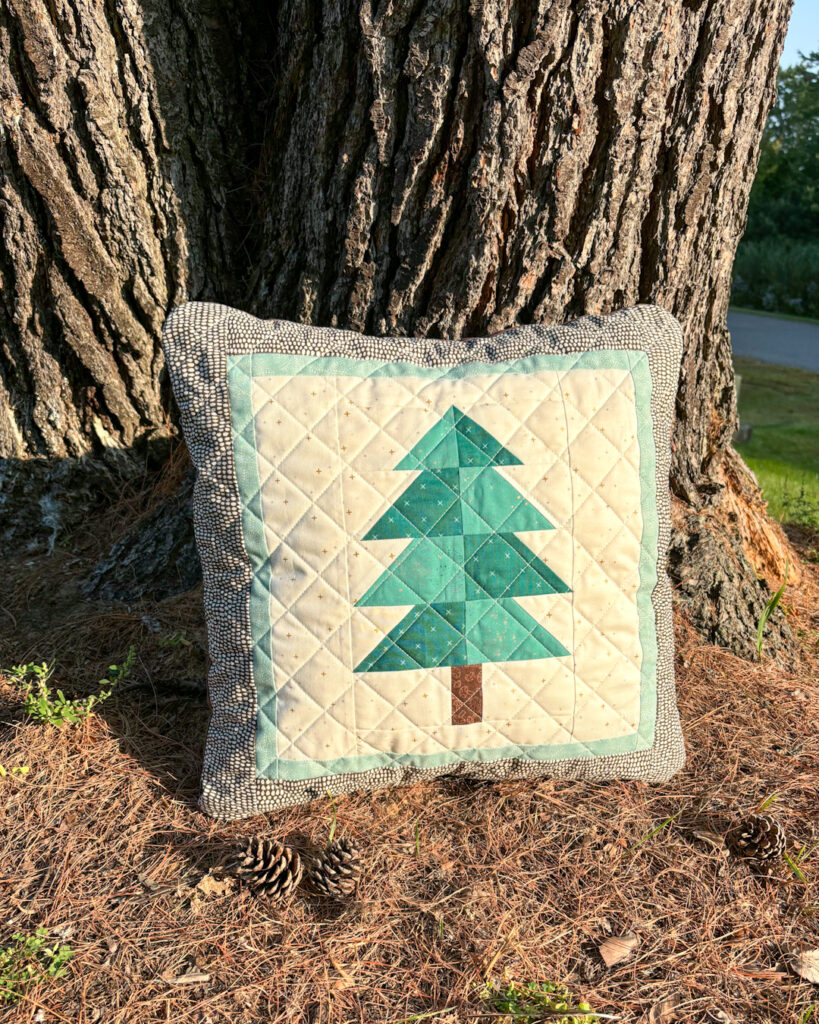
[163,302,684,819]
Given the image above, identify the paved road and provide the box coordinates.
[728,311,819,373]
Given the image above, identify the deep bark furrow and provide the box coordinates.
[405,23,485,336]
[379,2,471,334]
[0,0,265,458]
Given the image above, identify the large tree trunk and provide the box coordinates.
[0,0,796,656]
[0,0,260,460]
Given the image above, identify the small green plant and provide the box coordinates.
[7,647,135,726]
[0,765,29,779]
[784,838,816,883]
[630,810,682,852]
[757,563,789,658]
[6,661,52,689]
[0,928,73,1004]
[755,792,779,813]
[156,630,191,647]
[785,850,808,883]
[481,979,601,1023]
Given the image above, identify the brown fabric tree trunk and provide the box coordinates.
[0,0,795,656]
[451,664,482,725]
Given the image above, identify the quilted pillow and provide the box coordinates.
[163,302,685,818]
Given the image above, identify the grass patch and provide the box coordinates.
[5,647,135,726]
[480,979,598,1022]
[734,356,819,529]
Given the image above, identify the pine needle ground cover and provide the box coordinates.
[734,357,819,530]
[0,490,816,1024]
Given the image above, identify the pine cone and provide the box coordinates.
[726,814,786,871]
[232,838,303,898]
[307,838,362,898]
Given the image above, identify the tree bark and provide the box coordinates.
[0,0,796,654]
[0,0,261,460]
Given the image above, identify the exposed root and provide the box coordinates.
[720,446,800,588]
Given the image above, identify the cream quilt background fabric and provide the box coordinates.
[250,366,646,766]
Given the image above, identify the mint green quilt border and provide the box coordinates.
[226,350,659,782]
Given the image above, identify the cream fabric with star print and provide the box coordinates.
[249,365,645,768]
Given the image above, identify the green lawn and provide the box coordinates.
[733,356,819,529]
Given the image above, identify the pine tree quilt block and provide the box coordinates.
[163,302,685,818]
[354,406,571,725]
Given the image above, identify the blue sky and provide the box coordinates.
[781,0,819,66]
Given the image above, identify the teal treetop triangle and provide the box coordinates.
[355,405,571,695]
[393,411,460,471]
[395,406,522,470]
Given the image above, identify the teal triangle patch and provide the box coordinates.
[354,602,468,672]
[396,406,520,470]
[463,533,570,600]
[357,536,466,606]
[459,466,554,534]
[464,598,569,663]
[394,408,460,470]
[452,407,521,466]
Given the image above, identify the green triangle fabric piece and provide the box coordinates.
[459,466,554,534]
[356,536,466,606]
[364,469,462,539]
[394,411,461,471]
[451,430,497,470]
[395,406,521,470]
[354,602,467,672]
[463,533,570,600]
[452,407,521,467]
[362,505,420,541]
[463,598,569,663]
